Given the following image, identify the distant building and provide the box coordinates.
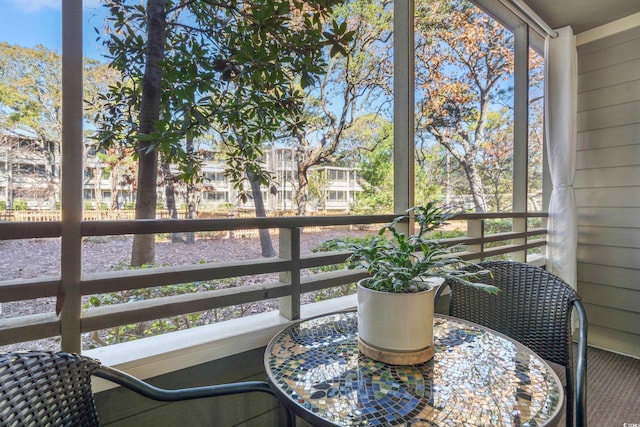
[184,147,362,213]
[0,134,59,209]
[0,135,361,213]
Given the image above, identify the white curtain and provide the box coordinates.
[544,26,578,289]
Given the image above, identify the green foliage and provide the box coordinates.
[415,168,442,207]
[0,201,5,210]
[13,200,28,211]
[286,0,393,214]
[94,0,354,200]
[528,217,543,229]
[313,234,379,254]
[484,219,518,252]
[308,168,330,210]
[310,235,380,302]
[85,277,246,345]
[429,229,466,240]
[311,234,378,273]
[411,0,544,212]
[313,284,356,302]
[0,43,61,141]
[485,219,513,234]
[350,117,441,215]
[343,202,499,294]
[478,108,514,211]
[352,123,394,214]
[0,43,116,189]
[482,219,543,259]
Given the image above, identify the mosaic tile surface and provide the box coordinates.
[265,312,563,426]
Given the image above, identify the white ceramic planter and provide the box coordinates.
[357,278,441,364]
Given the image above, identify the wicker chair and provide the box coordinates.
[435,260,587,427]
[0,351,294,427]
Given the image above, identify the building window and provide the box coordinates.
[329,191,347,202]
[205,191,228,202]
[205,172,226,183]
[14,163,46,176]
[329,169,347,181]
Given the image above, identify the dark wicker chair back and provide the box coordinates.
[0,351,293,427]
[0,351,100,426]
[435,260,587,427]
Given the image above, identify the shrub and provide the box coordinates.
[13,200,28,210]
[310,235,379,301]
[84,274,253,346]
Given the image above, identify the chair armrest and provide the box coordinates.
[93,365,275,402]
[434,281,450,306]
[574,300,588,427]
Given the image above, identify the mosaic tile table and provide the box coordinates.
[265,311,563,427]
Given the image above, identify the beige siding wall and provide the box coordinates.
[576,26,640,357]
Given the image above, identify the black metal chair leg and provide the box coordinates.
[285,407,296,427]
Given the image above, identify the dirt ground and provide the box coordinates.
[0,227,372,352]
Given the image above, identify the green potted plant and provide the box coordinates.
[344,202,498,365]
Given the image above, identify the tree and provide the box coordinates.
[161,159,184,242]
[96,146,137,210]
[415,139,460,207]
[247,169,276,257]
[0,43,63,208]
[307,167,330,211]
[351,122,394,214]
[0,43,116,209]
[414,0,515,213]
[353,119,440,214]
[288,0,393,215]
[527,51,545,211]
[183,134,198,244]
[95,0,352,266]
[478,109,513,211]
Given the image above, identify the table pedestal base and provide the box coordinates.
[358,337,434,365]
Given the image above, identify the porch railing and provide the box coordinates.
[0,212,547,349]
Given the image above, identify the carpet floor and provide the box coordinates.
[552,345,640,426]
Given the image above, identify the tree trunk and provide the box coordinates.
[440,137,488,214]
[6,140,14,209]
[131,146,159,266]
[131,0,167,267]
[41,139,57,210]
[184,180,198,244]
[161,161,184,243]
[461,157,487,213]
[185,135,197,244]
[296,168,309,216]
[247,170,275,257]
[110,169,119,210]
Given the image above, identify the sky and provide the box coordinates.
[0,0,107,59]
